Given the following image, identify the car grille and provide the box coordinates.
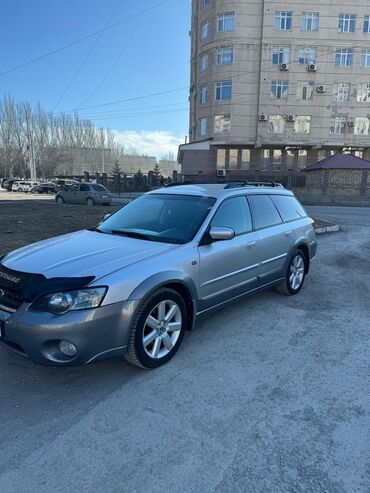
[0,287,24,312]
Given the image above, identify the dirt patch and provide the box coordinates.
[0,201,118,257]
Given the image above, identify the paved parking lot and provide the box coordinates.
[0,203,370,492]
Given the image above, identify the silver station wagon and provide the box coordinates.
[0,182,317,369]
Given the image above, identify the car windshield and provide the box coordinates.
[98,193,216,244]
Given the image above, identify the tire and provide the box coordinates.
[86,198,95,207]
[125,288,187,369]
[56,196,64,204]
[276,250,306,296]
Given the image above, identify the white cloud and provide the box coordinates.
[113,130,185,159]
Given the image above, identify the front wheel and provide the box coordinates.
[86,198,95,207]
[56,196,64,204]
[125,288,187,369]
[276,251,306,296]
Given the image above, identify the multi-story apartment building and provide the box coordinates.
[179,0,370,179]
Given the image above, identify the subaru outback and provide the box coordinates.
[0,182,317,369]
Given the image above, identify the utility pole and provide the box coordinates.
[102,147,105,173]
[29,139,36,182]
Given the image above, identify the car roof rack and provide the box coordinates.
[164,180,284,189]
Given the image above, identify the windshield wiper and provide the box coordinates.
[88,227,110,234]
[111,230,152,240]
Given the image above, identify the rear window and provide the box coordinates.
[270,195,307,222]
[248,195,282,230]
[92,184,106,192]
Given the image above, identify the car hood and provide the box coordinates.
[2,230,178,281]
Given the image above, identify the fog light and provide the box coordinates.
[59,340,77,357]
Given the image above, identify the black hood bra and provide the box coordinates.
[0,261,94,303]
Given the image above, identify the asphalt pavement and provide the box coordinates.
[1,206,370,492]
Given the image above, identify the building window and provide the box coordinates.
[360,50,370,67]
[338,14,356,33]
[301,12,319,31]
[214,114,231,133]
[275,12,293,31]
[272,47,290,65]
[298,48,317,65]
[297,81,314,101]
[297,150,307,169]
[199,53,209,71]
[331,117,347,135]
[364,16,370,33]
[294,116,311,134]
[229,149,238,169]
[216,47,233,65]
[201,21,209,39]
[201,0,209,6]
[354,117,370,135]
[199,85,208,104]
[273,150,282,168]
[241,149,251,169]
[261,150,270,170]
[335,49,353,66]
[199,117,207,137]
[217,13,235,32]
[333,82,351,101]
[286,149,295,168]
[217,149,226,168]
[268,115,285,133]
[357,83,370,102]
[215,80,232,100]
[271,80,289,99]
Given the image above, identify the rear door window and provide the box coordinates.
[248,195,283,230]
[270,195,307,222]
[211,196,252,235]
[80,184,90,192]
[92,184,106,192]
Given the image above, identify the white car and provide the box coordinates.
[11,181,28,192]
[23,182,39,193]
[11,181,39,192]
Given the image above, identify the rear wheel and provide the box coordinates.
[125,288,187,369]
[86,197,95,207]
[276,251,306,296]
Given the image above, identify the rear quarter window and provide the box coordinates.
[248,194,282,230]
[92,185,106,192]
[270,195,307,222]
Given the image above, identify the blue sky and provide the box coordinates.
[0,0,190,157]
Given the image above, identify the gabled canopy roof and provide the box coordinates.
[305,153,370,171]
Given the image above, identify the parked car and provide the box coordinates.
[12,181,29,192]
[55,182,112,206]
[23,182,39,193]
[0,182,317,368]
[31,182,58,194]
[1,178,14,191]
[55,179,79,191]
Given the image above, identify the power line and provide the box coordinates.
[0,0,170,78]
[80,0,152,107]
[53,0,123,111]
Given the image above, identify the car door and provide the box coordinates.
[197,196,260,312]
[248,194,292,285]
[63,184,79,203]
[79,183,91,203]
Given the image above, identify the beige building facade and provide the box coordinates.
[179,0,370,178]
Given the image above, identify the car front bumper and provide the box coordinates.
[0,300,140,366]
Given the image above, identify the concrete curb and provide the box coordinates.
[314,221,340,235]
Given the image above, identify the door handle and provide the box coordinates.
[247,241,256,250]
[284,231,292,237]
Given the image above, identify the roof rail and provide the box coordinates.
[225,180,284,190]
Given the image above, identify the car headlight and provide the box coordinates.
[31,287,107,315]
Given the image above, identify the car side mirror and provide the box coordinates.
[209,227,235,241]
[103,214,111,221]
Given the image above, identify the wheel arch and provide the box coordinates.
[128,272,198,331]
[290,240,310,274]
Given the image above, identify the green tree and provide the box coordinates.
[112,159,122,176]
[136,169,144,187]
[153,162,162,184]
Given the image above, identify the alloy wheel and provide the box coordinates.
[289,255,305,290]
[142,300,182,359]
